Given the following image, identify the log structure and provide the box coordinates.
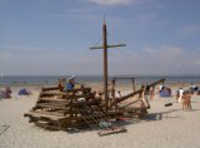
[24,78,165,133]
[24,20,166,135]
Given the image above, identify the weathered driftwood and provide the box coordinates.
[98,127,127,136]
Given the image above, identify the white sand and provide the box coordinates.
[0,86,200,148]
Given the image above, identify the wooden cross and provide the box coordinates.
[89,21,126,112]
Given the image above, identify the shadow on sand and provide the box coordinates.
[65,108,200,134]
[142,109,183,121]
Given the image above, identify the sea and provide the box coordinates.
[0,75,200,86]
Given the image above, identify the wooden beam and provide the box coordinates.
[90,44,126,50]
[112,76,135,80]
[103,22,109,112]
[110,79,166,107]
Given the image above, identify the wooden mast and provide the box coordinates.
[90,20,126,112]
[103,21,109,111]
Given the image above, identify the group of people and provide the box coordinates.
[0,76,196,111]
[176,88,193,110]
[0,76,77,100]
[58,76,76,92]
[145,83,194,111]
[176,84,198,103]
[0,86,32,100]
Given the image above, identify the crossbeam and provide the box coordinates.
[112,76,135,80]
[90,44,126,50]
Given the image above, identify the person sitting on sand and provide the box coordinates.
[0,87,12,99]
[64,76,76,91]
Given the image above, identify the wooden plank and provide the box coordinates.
[34,104,68,110]
[98,127,127,136]
[90,44,126,50]
[112,76,135,80]
[24,111,66,121]
[34,121,61,131]
[38,97,69,102]
[42,86,60,92]
[39,92,67,98]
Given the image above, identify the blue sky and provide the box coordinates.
[0,0,200,75]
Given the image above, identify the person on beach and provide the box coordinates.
[150,86,155,100]
[160,86,171,98]
[182,91,192,111]
[159,84,164,92]
[58,78,65,91]
[64,76,76,91]
[176,90,179,102]
[0,87,12,99]
[144,85,150,98]
[178,88,184,103]
[143,85,151,108]
[190,83,198,93]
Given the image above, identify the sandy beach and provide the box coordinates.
[1,0,200,147]
[0,83,200,148]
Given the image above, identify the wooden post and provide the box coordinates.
[111,79,116,100]
[103,22,109,111]
[89,20,126,113]
[132,78,136,92]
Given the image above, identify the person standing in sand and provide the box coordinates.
[182,91,192,111]
[159,84,164,92]
[143,85,151,109]
[178,88,184,103]
[150,86,155,100]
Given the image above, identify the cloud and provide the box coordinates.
[88,0,143,5]
[0,46,200,75]
[108,46,200,75]
[183,24,200,34]
[0,47,102,75]
[179,24,200,38]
